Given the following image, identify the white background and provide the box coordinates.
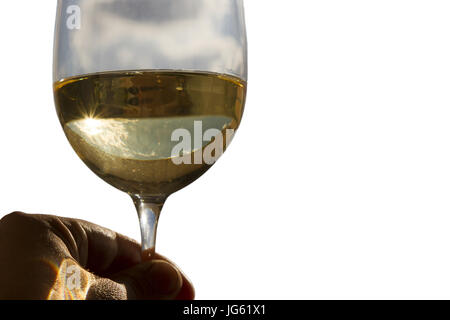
[2,0,450,299]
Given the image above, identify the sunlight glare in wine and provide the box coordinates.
[82,117,103,135]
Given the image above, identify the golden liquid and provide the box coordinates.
[54,71,246,196]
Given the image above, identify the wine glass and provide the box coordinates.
[53,0,247,260]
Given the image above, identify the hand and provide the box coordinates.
[0,212,194,300]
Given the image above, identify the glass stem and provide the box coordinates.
[131,195,166,261]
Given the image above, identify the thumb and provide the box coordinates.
[111,259,183,300]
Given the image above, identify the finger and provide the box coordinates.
[53,216,142,274]
[153,253,195,300]
[111,259,182,300]
[85,278,128,300]
[3,213,142,274]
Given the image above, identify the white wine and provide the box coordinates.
[54,70,246,196]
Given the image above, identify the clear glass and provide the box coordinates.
[53,0,247,260]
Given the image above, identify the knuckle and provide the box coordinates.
[0,211,27,225]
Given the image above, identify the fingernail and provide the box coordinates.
[145,260,181,297]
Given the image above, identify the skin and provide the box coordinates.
[0,212,195,300]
